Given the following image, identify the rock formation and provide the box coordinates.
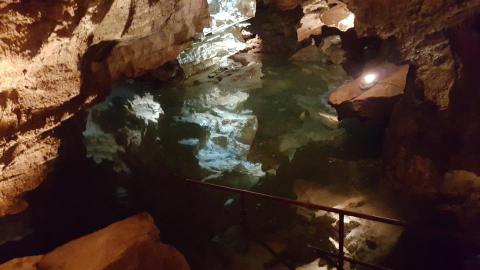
[329,62,409,121]
[270,0,355,42]
[0,0,209,216]
[0,213,189,270]
[344,0,480,222]
[297,0,354,42]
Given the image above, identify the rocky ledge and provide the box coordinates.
[329,62,409,122]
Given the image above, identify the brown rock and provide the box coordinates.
[297,0,354,42]
[0,213,190,270]
[344,0,480,109]
[272,0,302,10]
[329,62,409,122]
[0,256,42,270]
[0,0,210,216]
[343,0,480,194]
[344,0,480,233]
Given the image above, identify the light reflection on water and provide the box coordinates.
[83,55,350,188]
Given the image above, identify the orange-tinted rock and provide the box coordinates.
[0,213,190,270]
[329,63,409,122]
[0,256,42,270]
[297,0,354,41]
[272,0,302,10]
[0,0,209,216]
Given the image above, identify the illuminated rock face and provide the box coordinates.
[268,0,355,41]
[297,0,354,42]
[205,0,257,33]
[0,213,189,270]
[0,0,209,216]
[329,63,409,122]
[178,0,256,75]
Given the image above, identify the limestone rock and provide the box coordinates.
[0,0,209,216]
[343,0,480,233]
[344,0,476,109]
[344,0,480,197]
[178,0,257,76]
[0,213,190,270]
[297,0,354,42]
[329,63,409,122]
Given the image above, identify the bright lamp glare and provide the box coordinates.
[360,72,378,89]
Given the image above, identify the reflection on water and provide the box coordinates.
[84,53,350,188]
[172,60,265,186]
[82,0,357,188]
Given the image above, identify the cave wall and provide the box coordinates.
[345,0,480,219]
[0,0,209,216]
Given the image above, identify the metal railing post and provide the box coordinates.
[185,179,406,270]
[240,193,248,237]
[338,213,345,270]
[185,181,193,211]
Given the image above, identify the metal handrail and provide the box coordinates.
[185,179,407,270]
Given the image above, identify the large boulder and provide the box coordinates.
[0,0,210,216]
[0,213,189,270]
[329,62,409,122]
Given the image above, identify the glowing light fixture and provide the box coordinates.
[359,72,379,90]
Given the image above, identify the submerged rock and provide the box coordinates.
[329,62,409,122]
[0,213,189,270]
